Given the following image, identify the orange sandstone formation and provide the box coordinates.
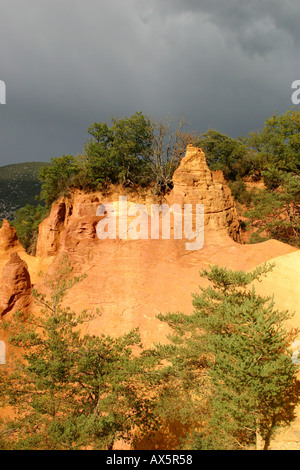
[170,145,242,242]
[0,252,31,317]
[21,145,295,346]
[0,145,299,448]
[35,145,242,257]
[35,201,67,257]
[0,219,24,253]
[0,146,297,338]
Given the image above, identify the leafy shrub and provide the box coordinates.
[13,203,48,254]
[262,167,285,190]
[39,155,80,206]
[228,180,252,206]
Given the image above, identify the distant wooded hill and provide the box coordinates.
[0,162,50,221]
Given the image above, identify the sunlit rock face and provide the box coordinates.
[169,145,242,243]
[0,146,297,347]
[0,252,31,317]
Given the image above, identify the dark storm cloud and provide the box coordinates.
[0,0,299,166]
[142,0,300,55]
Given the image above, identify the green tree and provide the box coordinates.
[246,108,300,174]
[157,264,299,450]
[242,109,300,247]
[228,179,252,206]
[196,129,256,181]
[84,112,153,189]
[36,112,199,204]
[245,172,300,247]
[261,167,285,191]
[13,203,48,254]
[84,112,199,195]
[39,155,80,206]
[147,114,199,195]
[0,257,157,450]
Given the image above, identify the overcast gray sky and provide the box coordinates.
[0,0,299,166]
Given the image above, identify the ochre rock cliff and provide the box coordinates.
[0,146,297,339]
[35,146,242,257]
[0,145,299,448]
[0,252,31,317]
[0,148,298,342]
[0,219,24,253]
[35,201,68,257]
[20,145,296,346]
[170,145,242,242]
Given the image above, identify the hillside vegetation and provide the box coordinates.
[0,162,49,220]
[37,108,300,248]
[0,260,298,450]
[0,110,299,450]
[1,108,299,252]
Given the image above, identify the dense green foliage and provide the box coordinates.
[1,107,299,248]
[39,155,80,207]
[0,262,298,450]
[156,264,299,450]
[235,110,298,245]
[246,108,300,174]
[196,129,258,181]
[1,108,299,449]
[245,172,300,246]
[84,112,153,189]
[38,112,196,208]
[147,114,199,194]
[39,113,155,207]
[0,162,49,220]
[13,204,48,254]
[241,109,300,246]
[197,108,299,181]
[0,258,158,450]
[194,109,300,246]
[0,162,49,253]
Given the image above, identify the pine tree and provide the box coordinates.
[245,171,300,248]
[0,256,157,450]
[157,264,299,450]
